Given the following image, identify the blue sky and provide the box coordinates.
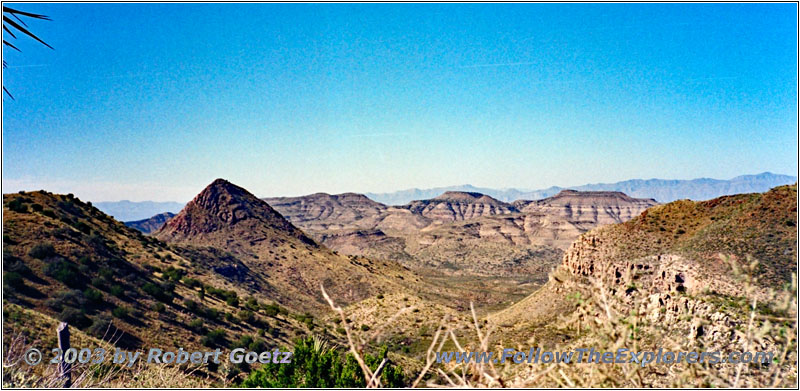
[2,3,797,201]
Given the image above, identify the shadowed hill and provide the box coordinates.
[124,212,175,234]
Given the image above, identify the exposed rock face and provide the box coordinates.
[499,184,797,326]
[263,193,387,231]
[522,190,658,225]
[125,212,175,234]
[266,189,660,278]
[405,191,518,223]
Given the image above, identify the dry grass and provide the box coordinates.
[415,257,797,388]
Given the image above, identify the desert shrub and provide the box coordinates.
[86,233,107,250]
[142,282,173,303]
[43,258,82,287]
[233,335,254,349]
[360,324,370,331]
[109,284,125,298]
[42,209,57,219]
[189,318,205,332]
[240,336,405,387]
[7,198,28,213]
[28,243,56,259]
[45,289,86,312]
[74,221,91,234]
[245,297,260,311]
[4,254,30,275]
[248,338,267,352]
[163,266,184,282]
[237,310,255,324]
[184,299,200,313]
[226,296,239,308]
[3,272,25,292]
[202,328,227,348]
[262,303,282,317]
[59,307,91,328]
[98,267,114,281]
[182,277,201,288]
[152,302,166,313]
[30,203,43,212]
[83,288,104,305]
[111,306,129,319]
[204,307,219,320]
[87,315,116,339]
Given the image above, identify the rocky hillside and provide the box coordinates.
[262,192,387,231]
[492,184,797,345]
[518,190,658,225]
[124,212,175,234]
[1,190,329,373]
[403,191,518,223]
[154,179,419,313]
[266,189,659,283]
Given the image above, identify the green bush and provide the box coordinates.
[205,307,219,320]
[59,308,91,328]
[226,296,239,308]
[84,288,104,305]
[98,267,114,282]
[42,209,57,219]
[163,266,184,282]
[43,258,82,287]
[245,297,260,311]
[202,328,227,347]
[7,198,28,213]
[184,299,200,313]
[74,221,91,234]
[262,303,282,317]
[45,290,86,311]
[240,336,405,387]
[189,318,205,332]
[110,285,125,298]
[112,306,129,319]
[4,254,30,275]
[142,282,173,303]
[30,203,43,212]
[152,302,166,313]
[182,277,201,288]
[237,310,255,324]
[87,315,115,339]
[4,272,25,291]
[28,243,56,259]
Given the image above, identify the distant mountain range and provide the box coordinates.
[365,172,796,205]
[93,172,795,219]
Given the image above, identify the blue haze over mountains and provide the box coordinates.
[365,172,797,205]
[96,172,796,221]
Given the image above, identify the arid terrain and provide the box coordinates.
[3,180,797,387]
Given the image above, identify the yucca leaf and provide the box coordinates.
[3,15,52,49]
[3,39,20,51]
[3,24,17,39]
[2,7,50,21]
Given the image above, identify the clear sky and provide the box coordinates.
[2,3,797,202]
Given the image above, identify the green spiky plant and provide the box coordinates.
[3,6,52,99]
